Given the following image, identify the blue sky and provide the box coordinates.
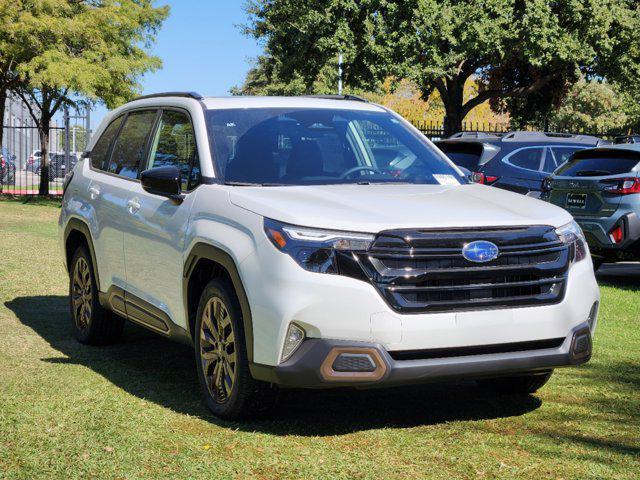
[91,1,262,128]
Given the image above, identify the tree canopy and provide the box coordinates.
[241,0,640,136]
[0,0,168,193]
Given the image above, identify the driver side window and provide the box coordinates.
[148,110,201,191]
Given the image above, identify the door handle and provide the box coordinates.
[88,186,100,199]
[127,198,141,213]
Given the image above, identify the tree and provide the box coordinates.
[243,0,640,136]
[549,80,628,133]
[13,0,168,194]
[0,1,27,149]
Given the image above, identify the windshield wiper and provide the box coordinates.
[224,181,288,187]
[575,170,611,177]
[224,181,262,186]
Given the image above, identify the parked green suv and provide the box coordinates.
[542,144,640,269]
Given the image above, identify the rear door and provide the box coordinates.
[548,148,640,217]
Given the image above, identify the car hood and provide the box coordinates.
[228,183,573,233]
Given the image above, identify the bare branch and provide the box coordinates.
[462,72,561,114]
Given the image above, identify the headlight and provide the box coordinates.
[556,220,588,263]
[264,218,374,273]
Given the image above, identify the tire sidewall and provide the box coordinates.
[194,279,250,418]
[69,246,100,343]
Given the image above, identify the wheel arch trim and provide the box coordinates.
[63,218,101,292]
[183,243,254,361]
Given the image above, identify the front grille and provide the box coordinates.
[355,226,570,313]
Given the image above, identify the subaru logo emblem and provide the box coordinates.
[462,241,499,263]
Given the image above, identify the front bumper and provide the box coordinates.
[250,321,594,388]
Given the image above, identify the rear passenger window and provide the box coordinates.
[507,148,543,171]
[108,110,157,179]
[91,116,124,171]
[148,110,200,190]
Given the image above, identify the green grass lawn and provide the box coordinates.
[0,197,638,479]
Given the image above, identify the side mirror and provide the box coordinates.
[140,165,182,199]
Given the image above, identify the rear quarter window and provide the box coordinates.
[91,116,124,171]
[505,147,544,171]
[555,149,640,177]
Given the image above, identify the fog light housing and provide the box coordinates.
[570,327,592,362]
[332,353,376,372]
[280,323,305,362]
[320,347,387,381]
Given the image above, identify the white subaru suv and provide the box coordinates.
[59,93,599,419]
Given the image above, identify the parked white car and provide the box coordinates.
[59,93,599,419]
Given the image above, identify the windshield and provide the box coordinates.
[205,108,465,186]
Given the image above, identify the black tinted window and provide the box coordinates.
[507,148,543,171]
[206,108,465,185]
[108,111,157,179]
[555,150,640,177]
[148,110,200,190]
[91,116,123,171]
[435,143,483,170]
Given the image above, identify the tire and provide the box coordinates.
[478,371,553,394]
[69,246,124,345]
[194,278,277,420]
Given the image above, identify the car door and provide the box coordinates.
[88,109,158,293]
[82,114,130,291]
[501,146,546,193]
[123,108,202,331]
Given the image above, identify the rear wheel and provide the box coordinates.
[69,246,124,345]
[478,371,553,394]
[195,279,277,420]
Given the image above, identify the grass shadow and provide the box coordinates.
[6,295,545,436]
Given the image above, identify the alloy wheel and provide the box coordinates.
[200,297,237,404]
[71,257,92,330]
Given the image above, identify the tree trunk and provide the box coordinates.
[440,78,466,138]
[0,91,6,149]
[443,107,465,138]
[38,121,50,196]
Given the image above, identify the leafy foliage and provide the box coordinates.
[241,0,640,135]
[549,80,628,133]
[0,0,169,193]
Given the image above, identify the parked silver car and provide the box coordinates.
[542,144,640,269]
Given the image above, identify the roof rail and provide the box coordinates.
[132,91,205,102]
[448,132,503,139]
[304,94,368,103]
[502,131,578,140]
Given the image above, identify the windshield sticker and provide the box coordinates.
[433,174,460,186]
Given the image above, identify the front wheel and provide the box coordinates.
[194,279,277,420]
[477,371,553,394]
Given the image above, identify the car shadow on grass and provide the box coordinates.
[7,295,545,436]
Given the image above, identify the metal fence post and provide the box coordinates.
[64,107,70,170]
